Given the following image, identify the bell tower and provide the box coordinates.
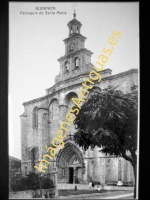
[55,10,93,83]
[68,9,81,36]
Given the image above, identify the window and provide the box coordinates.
[32,106,38,128]
[70,43,75,51]
[74,57,79,68]
[64,61,69,72]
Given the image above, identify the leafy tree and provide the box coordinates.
[73,85,138,198]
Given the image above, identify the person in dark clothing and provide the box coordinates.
[92,182,95,189]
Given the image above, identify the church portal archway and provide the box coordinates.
[56,142,83,183]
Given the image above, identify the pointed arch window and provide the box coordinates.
[32,106,38,128]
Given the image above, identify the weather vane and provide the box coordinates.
[72,4,77,18]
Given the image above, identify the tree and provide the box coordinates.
[73,85,138,198]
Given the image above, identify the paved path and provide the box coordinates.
[58,183,134,191]
[91,193,134,199]
[57,192,134,199]
[57,184,134,199]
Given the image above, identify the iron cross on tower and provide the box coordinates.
[72,4,77,18]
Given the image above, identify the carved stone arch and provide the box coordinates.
[49,98,59,119]
[48,97,59,109]
[69,154,80,165]
[56,141,83,167]
[63,91,78,108]
[56,141,84,183]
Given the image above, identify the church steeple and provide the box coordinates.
[73,6,76,18]
[56,12,93,84]
[67,16,82,37]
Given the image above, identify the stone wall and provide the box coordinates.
[21,68,138,183]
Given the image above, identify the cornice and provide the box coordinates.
[110,68,138,80]
[57,48,93,62]
[22,68,138,106]
[20,111,27,117]
[63,33,87,43]
[67,18,82,26]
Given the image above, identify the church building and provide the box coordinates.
[20,11,138,186]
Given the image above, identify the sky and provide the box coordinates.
[9,2,139,159]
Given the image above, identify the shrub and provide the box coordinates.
[41,176,54,189]
[10,172,54,191]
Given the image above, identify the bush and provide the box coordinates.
[10,172,54,191]
[41,176,54,189]
[10,176,29,191]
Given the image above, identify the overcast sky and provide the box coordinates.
[9,2,139,159]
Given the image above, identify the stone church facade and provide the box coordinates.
[20,13,138,186]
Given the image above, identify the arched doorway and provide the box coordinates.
[56,142,83,183]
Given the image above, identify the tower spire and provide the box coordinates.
[72,4,77,18]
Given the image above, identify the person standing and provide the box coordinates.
[88,181,92,189]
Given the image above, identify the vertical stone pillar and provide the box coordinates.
[54,173,58,197]
[72,25,76,33]
[70,56,73,72]
[118,158,121,181]
[121,158,126,185]
[127,160,133,185]
[130,163,135,186]
[78,27,81,34]
[73,167,76,183]
[122,158,128,184]
[99,157,105,188]
[117,158,123,186]
[59,61,63,80]
[88,147,93,181]
[20,110,27,175]
[38,109,45,160]
[93,147,101,182]
[59,104,68,139]
[83,150,88,183]
[59,105,68,121]
[65,43,68,55]
[41,109,49,155]
[69,27,71,36]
